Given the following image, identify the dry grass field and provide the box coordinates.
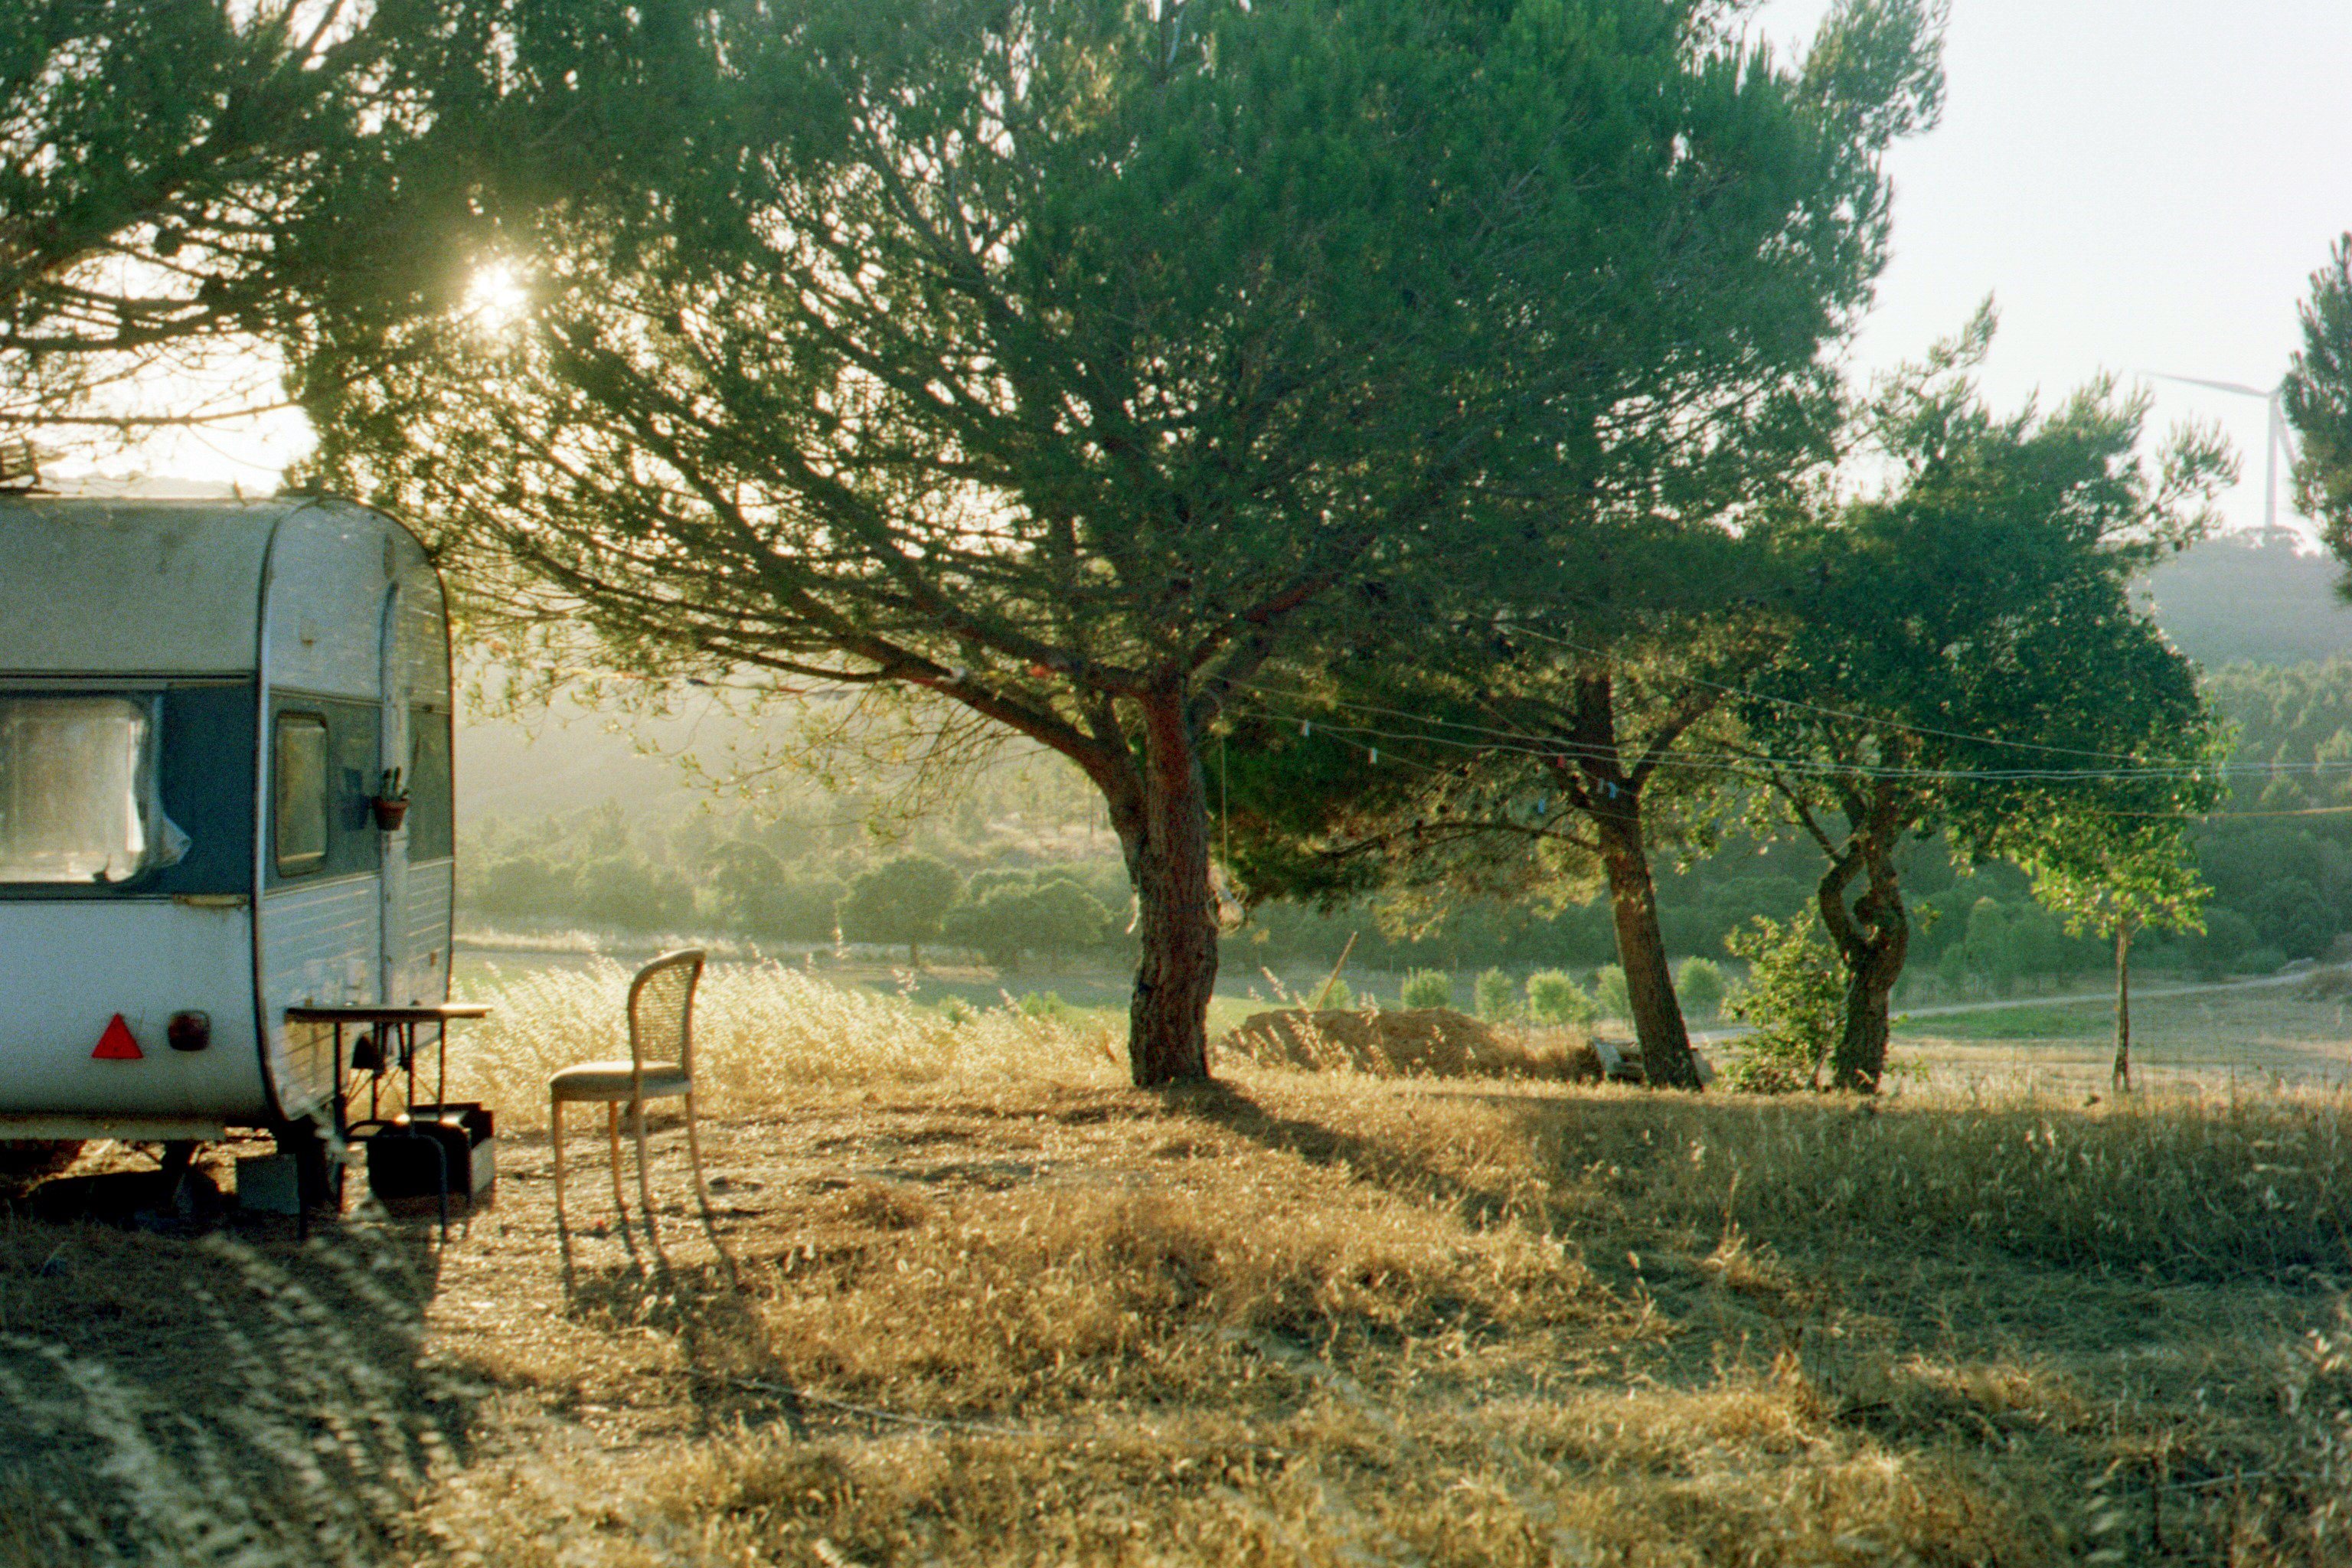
[3,962,2351,1566]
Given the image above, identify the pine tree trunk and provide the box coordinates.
[1117,687,1218,1087]
[1593,800,1704,1090]
[2112,923,2132,1093]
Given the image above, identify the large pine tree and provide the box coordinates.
[301,0,1942,1083]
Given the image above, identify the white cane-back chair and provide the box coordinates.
[550,949,711,1233]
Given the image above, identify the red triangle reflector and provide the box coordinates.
[92,1015,142,1060]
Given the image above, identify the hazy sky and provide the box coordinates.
[109,0,2352,542]
[1763,0,2352,541]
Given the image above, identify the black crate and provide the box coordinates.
[361,1104,496,1202]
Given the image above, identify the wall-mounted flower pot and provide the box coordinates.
[371,797,410,831]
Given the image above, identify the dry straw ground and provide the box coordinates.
[1,961,2350,1565]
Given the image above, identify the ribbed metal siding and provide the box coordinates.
[258,877,379,1119]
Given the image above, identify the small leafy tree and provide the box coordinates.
[1595,965,1632,1021]
[709,841,844,941]
[838,854,964,966]
[1022,881,1116,968]
[1722,913,1844,1093]
[2022,819,2208,1092]
[1526,971,1597,1028]
[1319,978,1356,1013]
[1400,970,1455,1011]
[1674,959,1727,1021]
[1472,968,1520,1024]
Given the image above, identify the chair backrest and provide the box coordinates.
[628,949,706,1079]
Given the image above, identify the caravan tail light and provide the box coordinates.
[167,1011,211,1053]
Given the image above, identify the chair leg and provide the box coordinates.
[550,1097,566,1223]
[683,1086,713,1221]
[633,1095,657,1240]
[607,1102,628,1221]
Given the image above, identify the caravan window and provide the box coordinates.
[0,697,156,884]
[267,698,380,884]
[407,707,453,861]
[273,712,329,874]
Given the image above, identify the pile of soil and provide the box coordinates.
[1217,1008,1603,1082]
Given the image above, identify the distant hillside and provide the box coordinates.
[2143,528,2352,668]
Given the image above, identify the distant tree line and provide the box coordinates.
[463,642,2352,994]
[462,806,1129,970]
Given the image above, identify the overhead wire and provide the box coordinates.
[1505,625,2203,767]
[1230,690,2345,822]
[1239,693,2303,786]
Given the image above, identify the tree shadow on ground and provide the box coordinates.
[1164,1078,1566,1229]
[0,1195,475,1566]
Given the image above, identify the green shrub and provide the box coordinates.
[1315,976,1355,1011]
[2187,906,2256,979]
[1472,968,1519,1022]
[1016,990,1073,1023]
[1722,913,1843,1093]
[1399,969,1454,1010]
[1963,897,2018,996]
[1525,970,1596,1027]
[1594,965,1631,1021]
[1674,957,1726,1020]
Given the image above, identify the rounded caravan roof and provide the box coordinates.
[0,495,420,677]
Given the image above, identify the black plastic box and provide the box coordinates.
[363,1103,496,1202]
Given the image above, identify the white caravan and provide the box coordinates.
[0,496,455,1174]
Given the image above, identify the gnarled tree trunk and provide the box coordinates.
[1112,686,1219,1086]
[1826,906,1906,1091]
[1815,794,1909,1093]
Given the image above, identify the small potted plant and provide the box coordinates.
[371,766,411,831]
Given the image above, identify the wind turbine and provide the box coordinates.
[2152,371,2301,535]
